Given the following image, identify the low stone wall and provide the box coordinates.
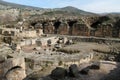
[36,36,59,47]
[19,38,37,46]
[67,36,120,43]
[99,60,117,65]
[20,30,37,38]
[25,53,93,74]
[0,28,20,36]
[60,53,93,67]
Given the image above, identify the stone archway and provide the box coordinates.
[67,20,77,35]
[54,21,61,34]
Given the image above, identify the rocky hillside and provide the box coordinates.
[0,0,94,22]
[0,0,44,10]
[0,0,46,24]
[0,0,97,24]
[0,0,96,16]
[54,6,97,15]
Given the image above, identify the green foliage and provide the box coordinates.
[58,61,63,66]
[57,48,80,54]
[93,49,110,54]
[42,10,77,16]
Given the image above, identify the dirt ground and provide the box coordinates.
[63,42,110,53]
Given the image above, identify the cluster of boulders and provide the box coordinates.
[24,63,101,80]
[48,64,100,80]
[50,64,79,80]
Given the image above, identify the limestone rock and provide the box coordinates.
[3,57,26,80]
[5,68,26,80]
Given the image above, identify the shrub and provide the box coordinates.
[57,48,80,54]
[58,61,63,66]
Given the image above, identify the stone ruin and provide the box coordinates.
[0,57,26,80]
[0,23,44,45]
[30,63,101,80]
[28,16,120,38]
[1,15,120,45]
[0,15,120,47]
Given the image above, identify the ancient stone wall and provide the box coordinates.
[68,36,120,43]
[19,38,37,46]
[36,36,59,47]
[72,23,89,36]
[58,22,69,35]
[0,28,20,36]
[25,53,93,74]
[20,30,37,38]
[28,16,120,38]
[60,53,93,67]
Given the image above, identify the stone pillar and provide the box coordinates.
[58,22,69,35]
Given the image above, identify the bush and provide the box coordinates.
[57,48,80,54]
[58,61,63,66]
